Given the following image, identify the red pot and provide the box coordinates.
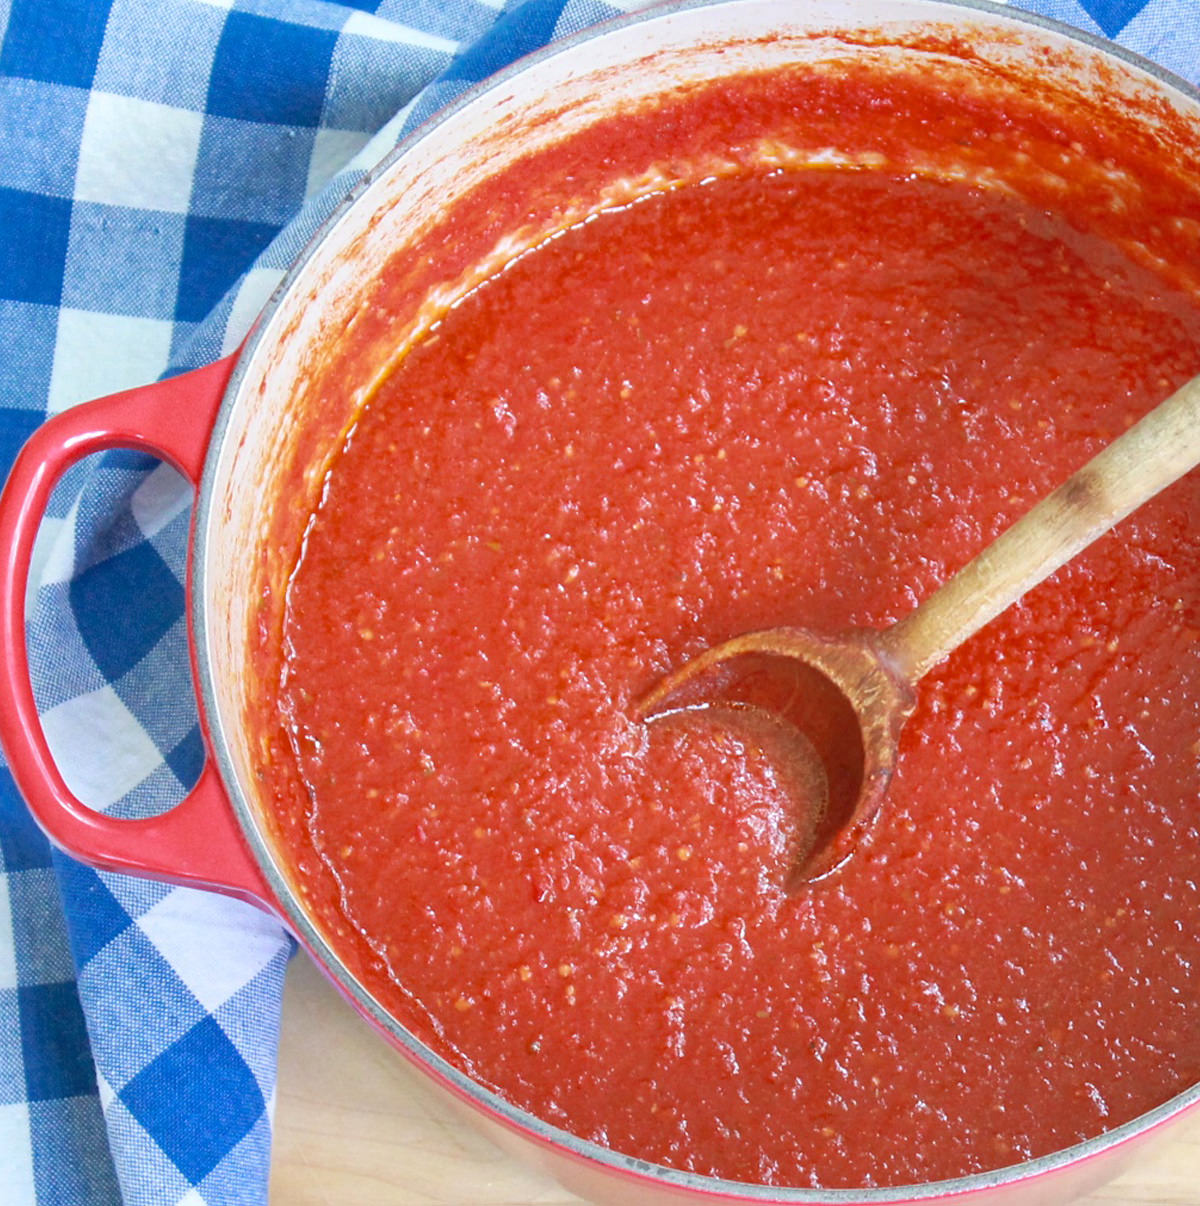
[3,2,1199,1202]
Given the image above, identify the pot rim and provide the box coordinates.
[192,0,1200,1199]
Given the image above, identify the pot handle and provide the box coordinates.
[0,357,274,909]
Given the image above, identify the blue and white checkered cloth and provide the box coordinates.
[0,0,1196,1202]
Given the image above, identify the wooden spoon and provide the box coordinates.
[637,373,1200,887]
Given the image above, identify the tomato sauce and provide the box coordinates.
[258,69,1200,1189]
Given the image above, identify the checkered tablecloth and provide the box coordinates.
[0,0,1196,1202]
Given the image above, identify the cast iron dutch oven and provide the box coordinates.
[2,2,1199,1202]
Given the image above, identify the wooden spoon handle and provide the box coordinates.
[880,372,1200,684]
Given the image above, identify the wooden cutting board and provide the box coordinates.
[269,951,1200,1204]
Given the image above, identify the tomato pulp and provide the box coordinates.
[258,77,1200,1190]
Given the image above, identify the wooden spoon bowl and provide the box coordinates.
[639,372,1200,886]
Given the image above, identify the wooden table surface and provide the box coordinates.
[269,951,1200,1205]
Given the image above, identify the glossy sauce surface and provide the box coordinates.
[263,160,1200,1187]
